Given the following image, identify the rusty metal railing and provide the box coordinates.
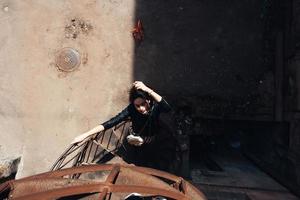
[0,164,207,200]
[51,120,131,171]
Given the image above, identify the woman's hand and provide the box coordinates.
[133,81,162,102]
[133,81,152,93]
[71,125,105,145]
[71,134,90,145]
[126,134,144,146]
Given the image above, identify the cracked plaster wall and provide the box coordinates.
[0,0,135,177]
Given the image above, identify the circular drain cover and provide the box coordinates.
[55,47,81,72]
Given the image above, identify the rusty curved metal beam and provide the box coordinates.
[105,164,120,184]
[24,164,115,180]
[27,164,182,183]
[12,182,189,200]
[19,164,205,198]
[1,164,207,200]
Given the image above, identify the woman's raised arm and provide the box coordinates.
[133,81,162,102]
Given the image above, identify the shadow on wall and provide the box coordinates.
[132,0,273,116]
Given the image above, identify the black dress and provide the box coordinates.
[101,98,175,171]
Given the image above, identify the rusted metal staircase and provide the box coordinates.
[51,120,131,171]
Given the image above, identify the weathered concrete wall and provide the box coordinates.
[0,0,135,177]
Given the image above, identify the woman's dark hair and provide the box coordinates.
[129,87,152,103]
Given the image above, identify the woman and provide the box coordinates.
[72,81,175,171]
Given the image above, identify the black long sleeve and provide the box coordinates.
[101,98,170,131]
[101,105,130,130]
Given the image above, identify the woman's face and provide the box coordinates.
[133,97,150,115]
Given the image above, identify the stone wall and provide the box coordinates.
[0,0,135,177]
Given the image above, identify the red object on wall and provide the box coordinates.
[132,19,144,42]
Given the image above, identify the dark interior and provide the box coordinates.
[133,0,299,199]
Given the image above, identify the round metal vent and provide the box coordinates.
[55,47,81,72]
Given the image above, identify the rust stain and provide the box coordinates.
[82,52,88,65]
[65,18,93,39]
